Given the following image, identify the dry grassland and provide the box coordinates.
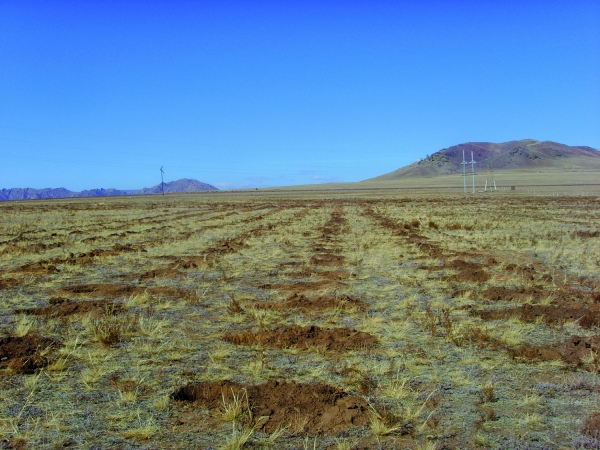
[0,191,599,449]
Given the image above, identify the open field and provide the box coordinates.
[270,170,600,195]
[1,191,599,449]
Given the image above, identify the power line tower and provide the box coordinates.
[461,149,468,192]
[485,163,497,192]
[469,151,477,193]
[160,166,165,196]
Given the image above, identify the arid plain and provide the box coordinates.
[1,188,599,449]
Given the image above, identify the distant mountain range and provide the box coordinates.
[371,139,600,180]
[0,178,218,201]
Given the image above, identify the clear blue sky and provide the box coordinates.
[1,1,599,190]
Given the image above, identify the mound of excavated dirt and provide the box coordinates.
[139,268,182,280]
[254,293,364,312]
[475,304,600,328]
[225,325,376,351]
[583,412,600,439]
[61,284,182,298]
[482,286,550,302]
[0,278,22,290]
[15,260,58,275]
[259,280,348,293]
[289,268,353,280]
[171,379,371,434]
[0,334,60,374]
[24,298,122,319]
[510,335,600,368]
[310,254,345,266]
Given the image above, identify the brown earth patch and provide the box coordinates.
[171,379,371,434]
[482,286,551,302]
[253,293,363,312]
[442,260,489,283]
[139,268,182,280]
[288,268,353,280]
[0,278,23,290]
[310,253,345,266]
[259,280,348,293]
[225,325,375,351]
[14,260,59,275]
[583,412,600,439]
[61,284,183,299]
[24,298,123,319]
[510,335,600,369]
[0,334,60,374]
[474,304,600,328]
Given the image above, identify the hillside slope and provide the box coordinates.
[371,140,600,180]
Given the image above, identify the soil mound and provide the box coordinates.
[259,280,348,293]
[310,254,345,266]
[0,334,60,374]
[286,292,364,311]
[510,335,600,368]
[475,304,599,328]
[483,286,550,302]
[139,268,181,280]
[225,325,376,351]
[24,298,122,318]
[62,284,182,299]
[15,260,58,275]
[583,412,600,439]
[171,379,370,434]
[0,278,22,290]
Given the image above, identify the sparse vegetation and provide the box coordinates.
[0,192,598,448]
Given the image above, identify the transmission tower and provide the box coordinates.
[160,166,165,196]
[485,164,497,192]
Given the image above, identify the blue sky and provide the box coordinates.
[1,1,599,190]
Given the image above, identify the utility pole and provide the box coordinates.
[160,166,165,196]
[469,151,476,193]
[461,149,468,193]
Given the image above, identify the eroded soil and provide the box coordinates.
[0,334,60,374]
[171,379,371,434]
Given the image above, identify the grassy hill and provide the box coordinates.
[370,139,600,180]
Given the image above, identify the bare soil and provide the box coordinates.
[510,335,600,369]
[0,334,60,374]
[24,298,123,319]
[171,379,371,434]
[255,292,364,312]
[475,303,600,328]
[61,284,183,298]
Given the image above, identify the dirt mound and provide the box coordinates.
[583,412,600,439]
[0,278,22,290]
[310,253,345,266]
[15,260,59,275]
[170,257,204,269]
[318,270,354,280]
[0,334,60,374]
[254,293,363,311]
[139,268,181,280]
[62,284,182,299]
[475,304,600,328]
[443,261,489,283]
[259,280,348,293]
[482,286,550,302]
[510,335,600,368]
[171,379,370,434]
[24,298,122,319]
[225,325,376,351]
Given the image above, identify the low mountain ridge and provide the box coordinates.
[0,178,218,201]
[371,139,600,180]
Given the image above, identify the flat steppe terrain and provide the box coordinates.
[1,189,599,449]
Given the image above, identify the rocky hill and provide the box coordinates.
[0,179,217,201]
[371,139,600,180]
[139,179,218,194]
